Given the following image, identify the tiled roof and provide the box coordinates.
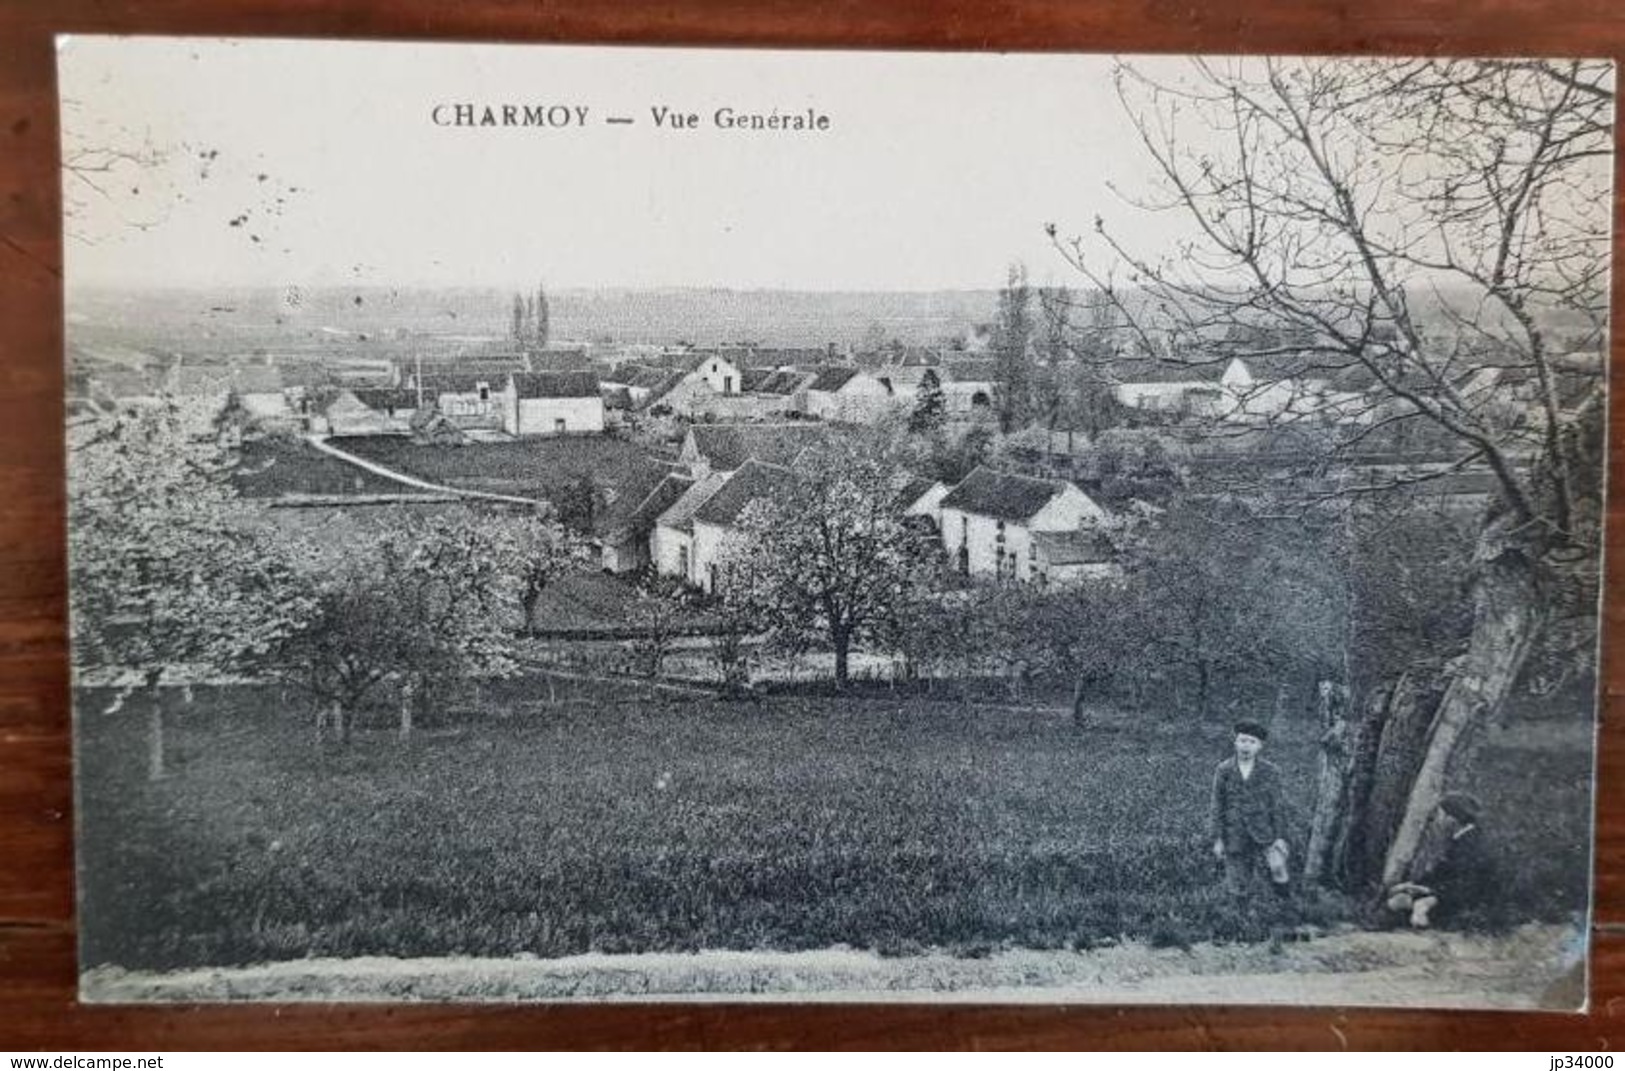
[412,358,526,381]
[512,371,599,399]
[756,369,817,395]
[1113,359,1228,385]
[893,476,940,512]
[685,423,830,472]
[939,467,1073,523]
[693,460,793,528]
[427,374,500,395]
[656,471,730,534]
[807,366,861,393]
[741,368,777,392]
[598,467,692,540]
[351,388,418,412]
[1033,529,1115,565]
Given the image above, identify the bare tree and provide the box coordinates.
[1053,58,1611,890]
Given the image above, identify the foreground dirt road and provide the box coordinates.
[83,923,1587,1010]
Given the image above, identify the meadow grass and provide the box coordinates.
[75,680,1592,970]
[333,434,659,500]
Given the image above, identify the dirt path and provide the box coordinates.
[81,923,1586,1009]
[307,435,547,507]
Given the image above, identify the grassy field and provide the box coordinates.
[74,680,1593,971]
[334,434,663,500]
[232,438,415,498]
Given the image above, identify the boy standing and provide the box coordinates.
[1210,720,1293,900]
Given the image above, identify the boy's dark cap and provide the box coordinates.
[1233,720,1269,742]
[1439,792,1481,824]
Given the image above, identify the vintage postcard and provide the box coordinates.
[60,38,1611,1007]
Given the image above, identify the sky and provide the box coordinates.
[57,38,1193,293]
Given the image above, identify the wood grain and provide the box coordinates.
[2,0,1622,1049]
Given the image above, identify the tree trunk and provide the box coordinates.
[1380,546,1545,886]
[1344,670,1435,889]
[333,699,347,746]
[1304,681,1351,886]
[399,678,414,740]
[1327,680,1393,888]
[833,630,850,687]
[146,683,166,782]
[1071,676,1089,730]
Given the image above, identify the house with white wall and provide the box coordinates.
[688,460,793,594]
[937,467,1109,583]
[423,374,505,431]
[501,371,604,436]
[597,469,693,574]
[655,352,749,417]
[1112,359,1231,414]
[326,388,417,436]
[803,367,894,423]
[651,472,730,584]
[897,478,950,527]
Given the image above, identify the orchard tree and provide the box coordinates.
[725,438,933,687]
[1110,495,1346,721]
[68,403,311,779]
[266,511,521,743]
[1055,57,1610,889]
[489,507,592,634]
[381,511,520,737]
[269,563,421,746]
[626,574,692,679]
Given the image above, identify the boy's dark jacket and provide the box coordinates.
[1210,757,1291,850]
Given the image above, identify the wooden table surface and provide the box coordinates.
[2,0,1623,1050]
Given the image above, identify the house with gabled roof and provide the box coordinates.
[896,477,951,527]
[651,471,731,584]
[689,460,794,594]
[421,373,505,430]
[803,366,893,422]
[599,365,686,410]
[938,466,1110,582]
[1111,358,1231,413]
[501,371,604,436]
[653,351,748,416]
[596,468,693,574]
[679,423,830,476]
[325,388,418,436]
